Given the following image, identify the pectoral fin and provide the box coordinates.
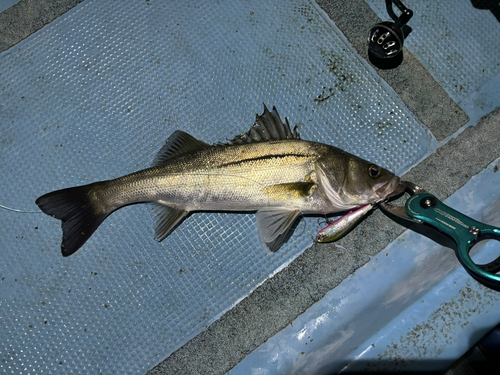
[150,203,189,241]
[262,182,315,201]
[255,208,301,252]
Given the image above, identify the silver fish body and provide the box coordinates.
[36,106,400,256]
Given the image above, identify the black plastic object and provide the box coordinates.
[367,0,413,59]
[478,324,500,361]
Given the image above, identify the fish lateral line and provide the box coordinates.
[168,171,267,187]
[215,153,313,169]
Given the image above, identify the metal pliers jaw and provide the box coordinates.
[379,180,427,223]
[379,180,500,292]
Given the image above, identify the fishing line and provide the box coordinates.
[291,217,307,238]
[308,230,318,243]
[0,203,41,213]
[317,216,330,227]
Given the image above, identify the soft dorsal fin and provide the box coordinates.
[152,130,210,167]
[223,104,300,146]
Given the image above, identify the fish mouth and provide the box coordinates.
[374,176,402,201]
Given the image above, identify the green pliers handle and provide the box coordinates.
[406,193,500,291]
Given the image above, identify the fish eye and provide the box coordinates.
[368,165,381,178]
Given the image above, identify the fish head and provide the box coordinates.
[344,158,400,204]
[317,153,400,209]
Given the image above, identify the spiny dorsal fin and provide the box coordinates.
[222,104,300,146]
[152,130,210,167]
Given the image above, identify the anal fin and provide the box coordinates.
[255,208,301,252]
[150,203,189,241]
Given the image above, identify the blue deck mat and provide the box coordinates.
[0,0,431,373]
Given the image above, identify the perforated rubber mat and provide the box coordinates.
[0,0,431,373]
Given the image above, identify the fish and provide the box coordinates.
[35,105,400,256]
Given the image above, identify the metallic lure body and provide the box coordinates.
[36,106,400,256]
[315,204,374,243]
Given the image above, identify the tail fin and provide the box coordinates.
[35,184,108,256]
